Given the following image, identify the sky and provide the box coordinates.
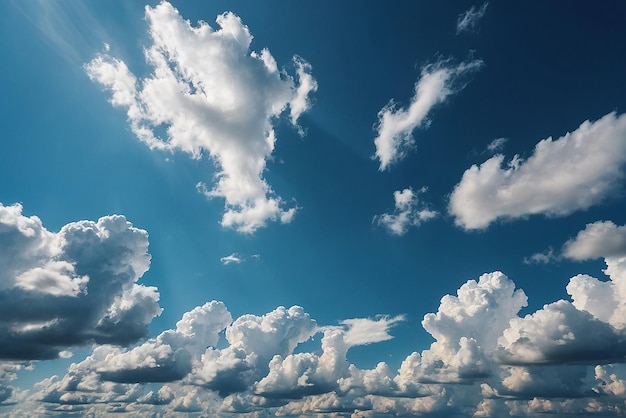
[1,1,626,417]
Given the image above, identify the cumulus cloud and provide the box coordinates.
[85,2,316,233]
[563,221,626,260]
[13,261,626,416]
[373,59,482,171]
[374,188,437,235]
[450,112,626,230]
[0,202,161,361]
[456,3,489,34]
[523,247,559,264]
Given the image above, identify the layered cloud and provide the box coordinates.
[373,59,482,171]
[0,202,161,362]
[85,2,316,233]
[450,112,626,230]
[374,188,437,235]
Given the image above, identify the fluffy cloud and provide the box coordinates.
[85,2,316,233]
[13,260,626,416]
[456,3,489,34]
[374,188,437,235]
[0,202,161,361]
[373,59,482,171]
[563,221,626,260]
[449,112,626,230]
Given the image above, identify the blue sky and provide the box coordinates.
[1,1,626,416]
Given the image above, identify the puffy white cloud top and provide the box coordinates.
[0,203,161,361]
[450,112,626,230]
[85,2,317,233]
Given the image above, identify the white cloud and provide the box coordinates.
[486,137,507,153]
[523,247,559,264]
[14,259,626,416]
[563,221,626,260]
[220,253,243,265]
[373,59,482,171]
[456,3,489,34]
[85,2,316,234]
[0,202,161,361]
[339,315,405,347]
[449,112,626,230]
[374,188,437,235]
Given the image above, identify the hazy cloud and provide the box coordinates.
[456,3,489,34]
[85,2,316,233]
[450,112,626,230]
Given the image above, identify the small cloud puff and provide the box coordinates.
[374,187,437,235]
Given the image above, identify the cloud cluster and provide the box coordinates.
[373,59,482,171]
[374,188,437,235]
[85,1,317,233]
[9,255,626,416]
[449,112,626,230]
[0,202,161,362]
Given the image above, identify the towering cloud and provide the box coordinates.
[449,112,626,230]
[0,202,161,361]
[85,2,317,233]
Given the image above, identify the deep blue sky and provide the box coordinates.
[1,1,626,416]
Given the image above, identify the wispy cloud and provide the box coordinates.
[85,2,316,233]
[456,3,489,35]
[373,59,482,171]
[220,253,243,265]
[450,112,626,230]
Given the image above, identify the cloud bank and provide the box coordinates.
[85,2,317,233]
[6,211,626,416]
[450,112,626,230]
[373,59,482,171]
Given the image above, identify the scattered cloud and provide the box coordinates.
[456,3,489,35]
[523,247,560,264]
[449,112,626,230]
[220,253,243,265]
[85,2,316,233]
[0,202,161,361]
[486,137,508,153]
[374,187,438,235]
[373,59,482,171]
[563,220,626,261]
